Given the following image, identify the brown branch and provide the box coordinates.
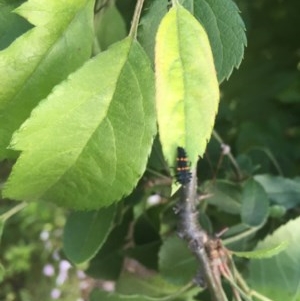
[175,168,228,301]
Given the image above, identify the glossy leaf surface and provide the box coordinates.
[139,0,246,83]
[4,38,156,209]
[0,0,94,159]
[0,0,32,50]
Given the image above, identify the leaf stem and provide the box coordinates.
[227,261,254,301]
[146,168,170,180]
[223,273,253,301]
[232,266,275,301]
[250,290,275,301]
[0,202,27,222]
[223,225,260,245]
[232,262,273,301]
[129,0,145,39]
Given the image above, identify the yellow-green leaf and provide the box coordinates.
[155,4,219,166]
[3,38,156,210]
[0,0,94,159]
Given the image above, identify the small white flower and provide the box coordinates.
[51,288,61,299]
[102,281,115,292]
[59,260,71,272]
[56,272,68,286]
[43,264,55,277]
[40,230,50,241]
[147,194,161,206]
[56,260,72,285]
[77,270,86,279]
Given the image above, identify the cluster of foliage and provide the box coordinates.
[0,0,300,300]
[0,202,85,301]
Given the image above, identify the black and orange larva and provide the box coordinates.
[176,147,192,185]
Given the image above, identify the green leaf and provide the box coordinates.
[0,0,94,159]
[90,290,162,301]
[134,206,161,245]
[193,0,247,82]
[155,4,219,166]
[90,281,196,301]
[241,178,269,227]
[63,205,115,264]
[116,271,180,298]
[87,248,123,281]
[0,0,32,50]
[204,180,241,214]
[86,209,132,280]
[180,0,194,12]
[139,0,247,83]
[248,217,300,301]
[94,2,127,51]
[223,223,252,239]
[159,235,197,286]
[3,38,156,209]
[232,241,288,259]
[138,0,168,62]
[254,174,300,209]
[126,241,161,270]
[269,205,286,218]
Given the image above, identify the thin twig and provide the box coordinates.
[212,130,243,181]
[213,152,225,183]
[222,272,253,301]
[129,0,145,39]
[248,146,283,176]
[250,290,275,301]
[230,263,275,301]
[222,225,260,246]
[0,202,27,222]
[146,168,171,181]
